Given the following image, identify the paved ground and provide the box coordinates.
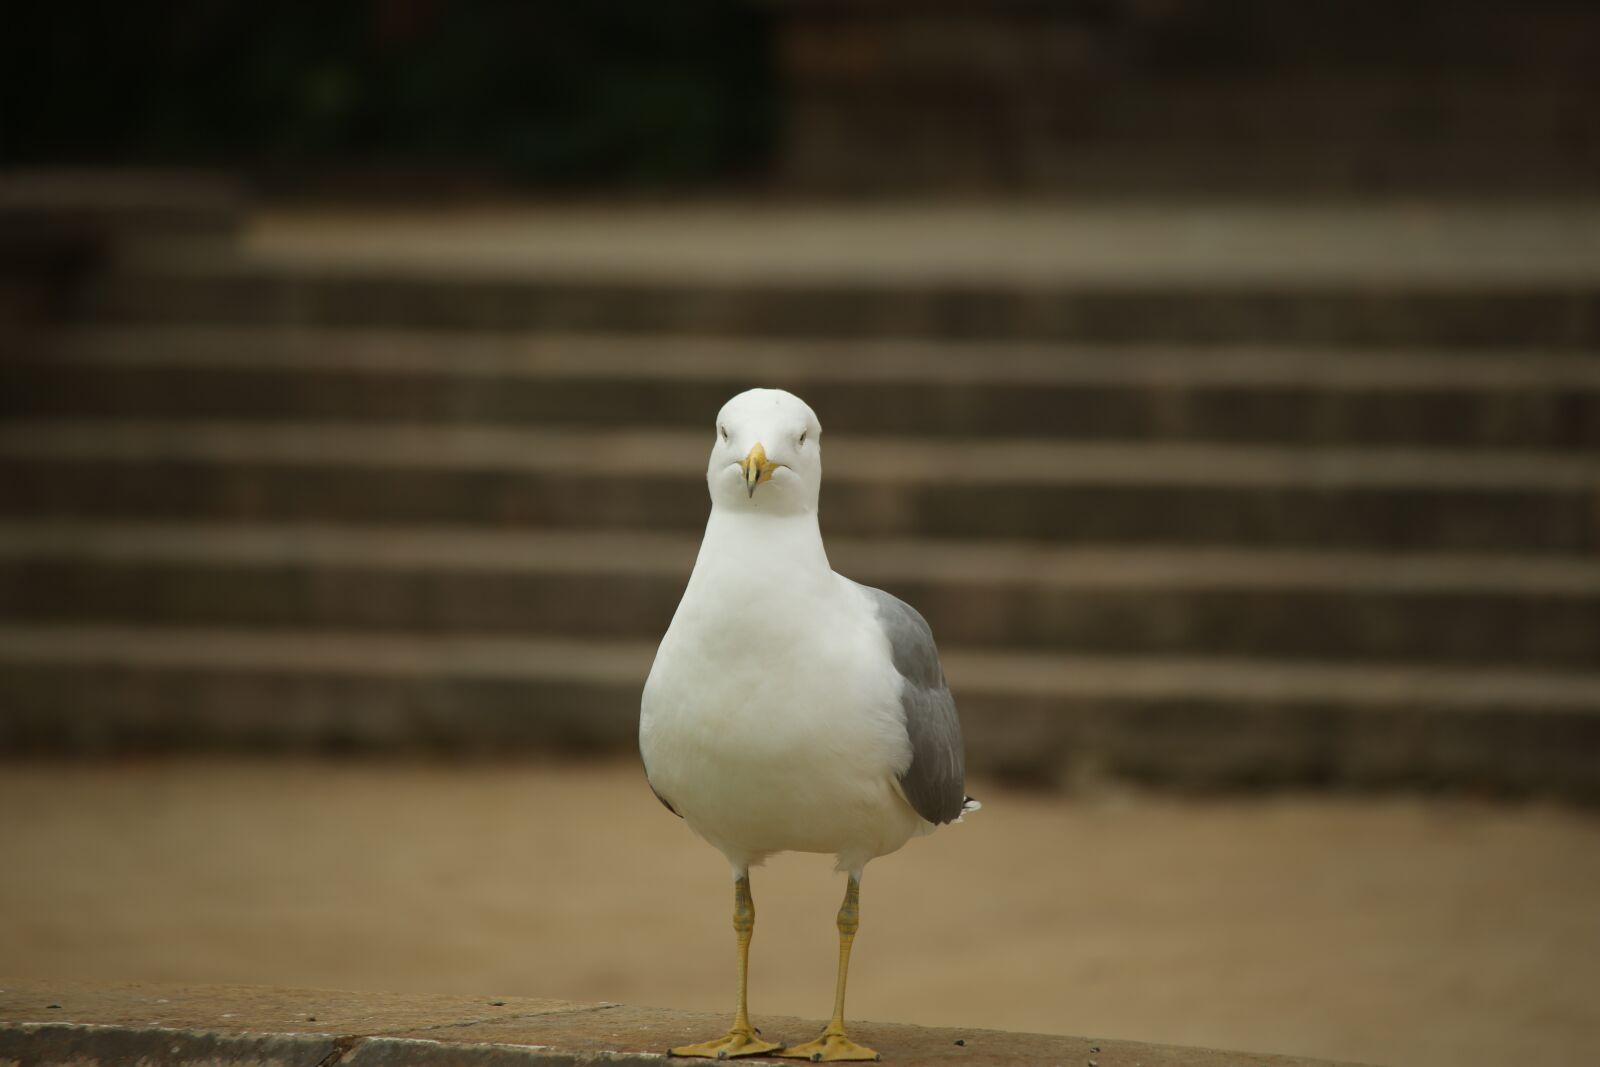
[242,201,1600,284]
[0,980,1364,1067]
[1,760,1596,1067]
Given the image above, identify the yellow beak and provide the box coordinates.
[740,441,778,498]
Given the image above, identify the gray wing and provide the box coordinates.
[854,581,968,825]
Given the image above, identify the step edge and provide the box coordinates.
[3,625,1598,710]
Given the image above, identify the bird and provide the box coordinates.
[639,387,977,1062]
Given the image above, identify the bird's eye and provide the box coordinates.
[719,425,729,441]
[798,431,808,446]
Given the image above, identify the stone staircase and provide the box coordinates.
[2,202,1598,796]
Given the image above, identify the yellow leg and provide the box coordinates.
[670,875,783,1059]
[775,876,879,1062]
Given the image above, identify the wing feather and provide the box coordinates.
[854,581,968,825]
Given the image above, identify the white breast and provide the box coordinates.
[639,516,922,871]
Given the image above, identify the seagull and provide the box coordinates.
[640,388,977,1062]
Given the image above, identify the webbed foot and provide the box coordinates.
[774,1030,879,1062]
[670,1027,783,1059]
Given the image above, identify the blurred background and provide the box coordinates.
[2,3,1599,1067]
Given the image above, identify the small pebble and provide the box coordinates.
[46,1003,61,1010]
[1089,1061,1098,1067]
[307,1015,317,1022]
[1090,1048,1100,1055]
[954,1039,965,1046]
[491,1000,506,1006]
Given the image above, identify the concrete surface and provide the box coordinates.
[15,327,1600,450]
[69,198,1600,348]
[241,203,1600,286]
[3,312,1596,791]
[2,761,1596,1067]
[74,263,1600,349]
[0,980,1371,1066]
[0,171,241,272]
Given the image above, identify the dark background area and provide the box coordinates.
[1,2,776,191]
[6,1,1598,197]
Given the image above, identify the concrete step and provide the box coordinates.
[3,522,1597,669]
[1,421,1594,552]
[1088,79,1591,142]
[1039,148,1600,198]
[9,327,1600,449]
[0,171,243,268]
[3,624,1596,797]
[239,203,1600,289]
[71,263,1600,347]
[0,980,1371,1067]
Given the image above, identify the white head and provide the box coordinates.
[706,388,823,515]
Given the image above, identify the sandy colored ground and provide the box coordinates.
[1,760,1595,1067]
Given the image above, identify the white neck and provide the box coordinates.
[699,505,830,579]
[677,506,834,631]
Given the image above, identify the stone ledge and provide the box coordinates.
[0,980,1372,1067]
